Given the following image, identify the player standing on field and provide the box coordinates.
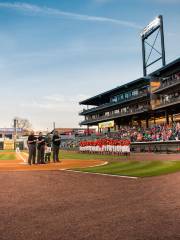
[27,131,37,165]
[45,133,52,163]
[52,131,61,163]
[37,132,46,164]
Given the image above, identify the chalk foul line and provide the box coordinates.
[16,148,28,165]
[61,160,138,179]
[63,169,138,179]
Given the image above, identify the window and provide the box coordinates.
[119,94,124,100]
[111,96,118,103]
[114,109,119,114]
[125,93,129,99]
[105,112,110,116]
[132,90,138,96]
[121,107,127,113]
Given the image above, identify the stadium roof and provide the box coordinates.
[79,77,149,106]
[80,57,180,106]
[150,57,180,77]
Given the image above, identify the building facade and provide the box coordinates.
[79,58,180,132]
[0,128,24,139]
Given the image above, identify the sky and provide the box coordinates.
[0,0,179,130]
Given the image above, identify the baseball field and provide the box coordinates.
[1,150,180,240]
[1,150,180,178]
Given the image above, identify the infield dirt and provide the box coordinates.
[0,151,107,171]
[1,170,180,240]
[1,151,180,239]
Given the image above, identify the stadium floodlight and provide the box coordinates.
[140,16,160,38]
[14,118,18,141]
[141,15,166,76]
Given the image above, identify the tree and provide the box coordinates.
[13,117,32,130]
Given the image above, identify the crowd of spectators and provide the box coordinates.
[106,122,180,142]
[59,122,180,150]
[61,141,78,149]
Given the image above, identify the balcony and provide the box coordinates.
[153,95,180,110]
[153,74,180,94]
[79,92,149,115]
[80,106,149,125]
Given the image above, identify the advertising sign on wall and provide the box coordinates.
[0,128,23,133]
[99,120,114,129]
[4,140,14,150]
[150,80,161,93]
[150,79,161,110]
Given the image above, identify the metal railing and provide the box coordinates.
[154,96,180,108]
[80,106,149,125]
[79,92,148,115]
[153,75,180,93]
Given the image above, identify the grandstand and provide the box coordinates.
[78,16,180,153]
[78,58,180,153]
[79,15,180,133]
[79,58,180,132]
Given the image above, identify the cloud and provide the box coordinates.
[20,94,90,113]
[17,93,89,129]
[0,2,141,29]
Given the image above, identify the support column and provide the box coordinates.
[87,125,89,135]
[98,125,101,133]
[98,125,100,133]
[137,120,142,127]
[131,118,134,127]
[146,118,149,128]
[171,114,174,123]
[165,111,169,125]
[131,118,133,127]
[114,122,116,131]
[153,115,156,125]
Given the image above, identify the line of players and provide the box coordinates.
[27,131,61,165]
[79,139,131,155]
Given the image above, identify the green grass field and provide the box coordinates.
[1,150,180,178]
[0,150,15,152]
[0,152,16,161]
[74,161,180,177]
[58,151,180,178]
[59,151,126,160]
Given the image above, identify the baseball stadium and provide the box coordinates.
[0,6,180,240]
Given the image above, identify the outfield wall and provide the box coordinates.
[0,140,24,150]
[131,140,180,153]
[61,140,180,154]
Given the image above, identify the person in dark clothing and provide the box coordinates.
[45,133,52,163]
[176,130,180,140]
[37,132,46,164]
[27,131,37,165]
[52,131,61,163]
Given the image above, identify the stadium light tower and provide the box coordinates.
[141,15,166,76]
[13,118,18,149]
